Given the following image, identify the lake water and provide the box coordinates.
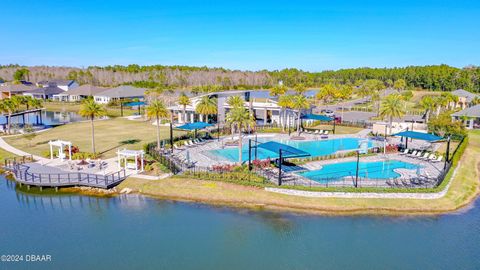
[0,111,85,126]
[1,176,479,270]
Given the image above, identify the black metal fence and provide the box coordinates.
[4,157,127,189]
[145,123,465,190]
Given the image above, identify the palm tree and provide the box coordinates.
[269,85,287,97]
[291,95,310,135]
[226,106,255,163]
[178,93,191,123]
[0,98,19,134]
[195,96,217,122]
[472,96,480,106]
[294,83,307,95]
[78,98,106,153]
[420,96,435,123]
[146,100,170,150]
[379,94,406,135]
[227,96,244,108]
[434,95,448,116]
[278,95,293,131]
[226,96,245,138]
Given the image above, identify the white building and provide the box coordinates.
[64,84,107,102]
[93,85,146,104]
[168,90,310,126]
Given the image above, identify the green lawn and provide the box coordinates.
[311,124,364,134]
[119,130,480,215]
[44,102,139,117]
[4,118,186,158]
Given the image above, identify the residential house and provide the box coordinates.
[23,85,66,100]
[0,83,37,99]
[451,104,480,129]
[38,80,79,91]
[62,84,107,102]
[93,85,146,104]
[450,89,479,109]
[168,90,311,125]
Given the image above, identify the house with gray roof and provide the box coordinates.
[93,85,146,104]
[0,83,37,99]
[38,79,79,91]
[451,104,480,129]
[23,86,66,100]
[63,84,108,102]
[450,89,479,109]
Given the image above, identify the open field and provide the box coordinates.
[118,130,480,215]
[4,118,186,158]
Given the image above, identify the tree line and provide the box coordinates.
[1,64,478,92]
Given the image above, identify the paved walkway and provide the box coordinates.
[0,137,47,161]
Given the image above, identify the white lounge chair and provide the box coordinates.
[314,130,320,135]
[420,152,430,160]
[414,151,423,158]
[400,149,409,155]
[434,155,443,162]
[427,154,436,161]
[324,130,329,135]
[408,150,418,157]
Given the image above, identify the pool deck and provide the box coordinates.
[173,130,375,167]
[172,129,438,168]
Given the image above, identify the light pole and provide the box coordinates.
[444,136,451,170]
[355,151,360,188]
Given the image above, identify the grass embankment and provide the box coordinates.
[119,130,480,215]
[4,118,186,158]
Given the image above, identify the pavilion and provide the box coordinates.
[117,149,145,173]
[48,140,72,161]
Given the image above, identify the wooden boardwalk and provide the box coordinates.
[5,158,127,189]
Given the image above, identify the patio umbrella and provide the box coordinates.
[77,160,88,166]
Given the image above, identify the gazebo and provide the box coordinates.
[117,149,145,173]
[48,140,72,161]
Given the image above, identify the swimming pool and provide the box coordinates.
[299,160,420,183]
[209,137,373,162]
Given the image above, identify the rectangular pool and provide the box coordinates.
[209,137,373,162]
[299,160,420,183]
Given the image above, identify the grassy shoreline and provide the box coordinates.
[115,130,480,216]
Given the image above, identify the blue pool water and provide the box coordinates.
[210,137,372,162]
[299,160,420,182]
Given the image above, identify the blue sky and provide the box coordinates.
[0,0,479,71]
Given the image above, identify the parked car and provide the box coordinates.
[324,110,335,117]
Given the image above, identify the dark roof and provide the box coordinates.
[24,86,66,96]
[392,131,443,141]
[38,79,76,87]
[67,84,107,96]
[95,85,146,98]
[0,83,36,93]
[451,89,478,102]
[451,104,480,118]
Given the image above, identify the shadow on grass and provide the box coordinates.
[98,139,141,155]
